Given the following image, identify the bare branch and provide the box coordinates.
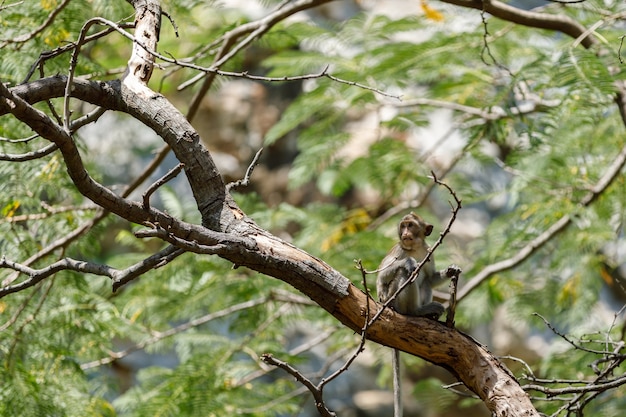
[396,96,560,120]
[180,0,335,89]
[142,162,185,211]
[23,24,134,83]
[0,203,97,224]
[0,133,39,143]
[261,353,337,417]
[439,0,597,48]
[0,143,57,161]
[0,245,185,297]
[227,148,263,192]
[445,270,460,328]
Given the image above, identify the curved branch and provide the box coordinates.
[439,0,597,48]
[0,143,57,161]
[183,0,335,120]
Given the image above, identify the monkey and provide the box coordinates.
[377,212,450,318]
[376,212,459,417]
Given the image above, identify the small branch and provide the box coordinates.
[0,143,58,161]
[227,148,263,192]
[445,270,459,328]
[1,210,107,287]
[0,256,117,297]
[533,313,617,356]
[324,71,401,100]
[142,162,185,211]
[396,96,560,120]
[261,354,337,417]
[23,24,134,83]
[259,260,371,416]
[0,133,39,143]
[439,0,597,48]
[70,106,107,131]
[0,245,185,297]
[0,105,105,162]
[233,326,337,388]
[112,245,185,291]
[0,203,97,224]
[180,0,335,96]
[134,226,231,255]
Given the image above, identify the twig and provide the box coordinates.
[227,148,263,192]
[0,203,97,224]
[0,143,58,161]
[63,18,103,132]
[534,313,611,355]
[445,271,459,328]
[142,162,185,211]
[0,245,185,297]
[23,24,134,83]
[0,133,39,143]
[0,0,71,47]
[261,354,337,417]
[134,227,230,255]
[259,260,372,416]
[179,0,334,90]
[162,9,178,38]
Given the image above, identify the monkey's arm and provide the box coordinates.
[425,264,461,288]
[413,265,461,319]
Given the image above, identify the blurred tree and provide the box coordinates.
[1,1,625,416]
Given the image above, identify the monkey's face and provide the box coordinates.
[398,214,433,250]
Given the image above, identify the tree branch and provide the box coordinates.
[0,245,185,297]
[439,0,597,48]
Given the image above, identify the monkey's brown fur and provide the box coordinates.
[376,212,448,318]
[376,212,457,417]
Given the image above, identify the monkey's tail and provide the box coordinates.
[392,348,403,417]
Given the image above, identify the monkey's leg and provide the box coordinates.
[392,348,403,417]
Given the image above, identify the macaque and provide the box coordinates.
[376,212,450,319]
[376,212,458,417]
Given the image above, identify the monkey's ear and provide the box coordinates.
[425,224,433,236]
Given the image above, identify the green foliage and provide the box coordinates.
[2,0,626,416]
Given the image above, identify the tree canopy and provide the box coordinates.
[1,1,625,416]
